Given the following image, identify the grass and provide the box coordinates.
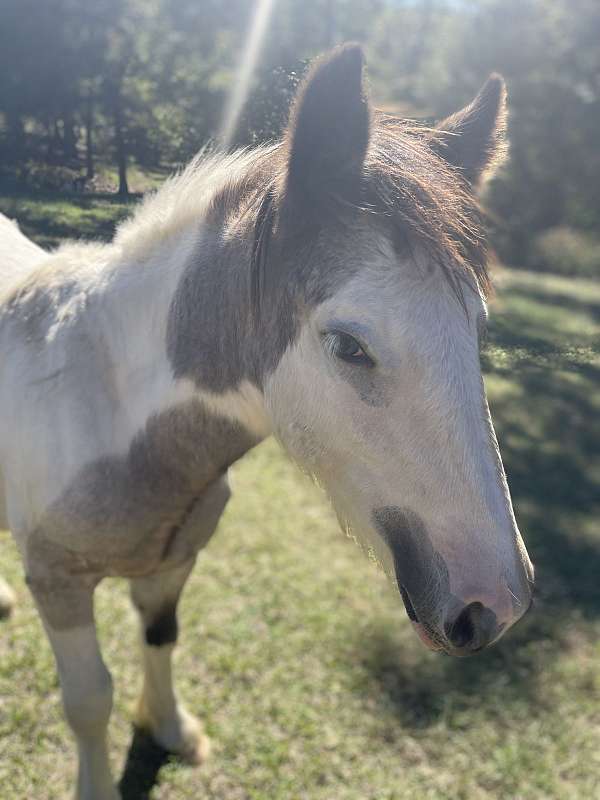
[0,191,134,251]
[0,167,167,250]
[0,195,599,799]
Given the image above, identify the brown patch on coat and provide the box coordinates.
[24,403,250,630]
[25,534,98,630]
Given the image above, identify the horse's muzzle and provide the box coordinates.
[400,585,533,657]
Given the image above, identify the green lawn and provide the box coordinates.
[0,191,134,251]
[0,195,599,799]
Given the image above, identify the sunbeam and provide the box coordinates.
[219,0,277,150]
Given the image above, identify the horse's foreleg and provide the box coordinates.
[30,579,118,800]
[129,559,210,763]
[0,575,15,618]
[129,475,230,763]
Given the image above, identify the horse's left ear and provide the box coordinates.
[284,43,371,204]
[430,74,508,187]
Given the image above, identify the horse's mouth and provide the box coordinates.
[399,584,446,652]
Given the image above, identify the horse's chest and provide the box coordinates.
[27,401,255,578]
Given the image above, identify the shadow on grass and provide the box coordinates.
[119,727,171,800]
[485,317,595,361]
[510,282,600,323]
[358,291,600,730]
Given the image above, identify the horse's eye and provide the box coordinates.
[328,332,374,366]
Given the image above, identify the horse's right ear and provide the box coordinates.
[284,44,371,205]
[429,75,508,187]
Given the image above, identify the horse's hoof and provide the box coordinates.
[0,578,15,619]
[161,706,210,765]
[135,700,210,765]
[173,713,211,766]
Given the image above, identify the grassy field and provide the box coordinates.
[0,190,135,250]
[0,194,599,799]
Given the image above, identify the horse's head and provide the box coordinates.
[259,45,533,655]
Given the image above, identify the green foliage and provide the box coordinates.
[0,0,598,276]
[0,192,133,250]
[234,63,305,146]
[366,0,600,277]
[431,0,600,271]
[532,226,600,278]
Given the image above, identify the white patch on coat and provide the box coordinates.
[196,381,271,439]
[114,145,278,263]
[0,207,267,539]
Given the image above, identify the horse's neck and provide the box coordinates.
[101,219,271,447]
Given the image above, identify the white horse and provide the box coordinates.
[0,45,533,799]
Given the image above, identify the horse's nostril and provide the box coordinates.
[444,601,497,653]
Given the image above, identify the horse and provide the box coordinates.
[0,45,533,799]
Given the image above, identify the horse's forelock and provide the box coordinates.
[239,119,492,308]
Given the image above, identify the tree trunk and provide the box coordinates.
[46,117,56,163]
[85,96,95,180]
[8,112,25,161]
[53,118,63,164]
[7,112,27,180]
[113,92,129,196]
[62,106,78,162]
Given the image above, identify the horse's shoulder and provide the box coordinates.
[0,243,110,341]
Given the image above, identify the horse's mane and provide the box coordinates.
[115,117,492,300]
[366,115,492,299]
[113,144,279,263]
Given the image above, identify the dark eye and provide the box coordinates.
[326,331,374,366]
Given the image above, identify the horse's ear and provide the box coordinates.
[284,43,371,203]
[430,74,508,187]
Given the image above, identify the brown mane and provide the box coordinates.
[224,115,493,310]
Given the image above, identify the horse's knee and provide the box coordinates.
[130,571,184,650]
[144,602,178,648]
[62,665,113,740]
